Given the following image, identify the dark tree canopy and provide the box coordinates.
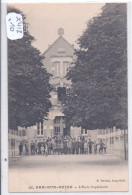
[63,3,127,130]
[8,7,53,130]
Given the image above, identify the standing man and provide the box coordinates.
[48,139,52,155]
[25,141,29,155]
[103,143,107,154]
[99,140,104,154]
[88,139,93,154]
[84,140,88,154]
[34,140,38,155]
[69,138,72,154]
[42,139,46,155]
[63,138,67,154]
[75,139,79,154]
[30,141,35,155]
[19,142,23,156]
[72,138,75,154]
[80,139,85,154]
[45,142,48,156]
[38,140,41,155]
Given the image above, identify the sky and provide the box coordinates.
[9,3,105,53]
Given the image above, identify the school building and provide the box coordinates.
[26,28,81,142]
[8,29,127,160]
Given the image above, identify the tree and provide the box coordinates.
[63,3,127,130]
[8,7,53,130]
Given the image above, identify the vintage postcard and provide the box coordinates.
[5,2,129,193]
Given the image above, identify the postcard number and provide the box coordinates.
[6,12,24,40]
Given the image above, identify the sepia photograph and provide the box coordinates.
[7,2,128,192]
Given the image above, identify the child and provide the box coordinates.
[94,141,97,154]
[45,143,48,156]
[84,140,88,154]
[41,144,44,155]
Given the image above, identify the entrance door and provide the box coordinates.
[63,126,70,136]
[54,116,70,136]
[54,116,65,136]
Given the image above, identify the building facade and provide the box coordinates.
[25,29,127,159]
[9,29,127,159]
[8,127,27,157]
[26,28,81,142]
[97,127,128,158]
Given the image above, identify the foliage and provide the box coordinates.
[63,3,127,130]
[8,7,53,130]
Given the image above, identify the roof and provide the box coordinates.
[42,35,75,56]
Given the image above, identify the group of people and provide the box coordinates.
[19,135,106,156]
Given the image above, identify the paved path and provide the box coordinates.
[9,154,127,168]
[9,154,128,193]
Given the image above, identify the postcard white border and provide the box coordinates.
[1,1,132,195]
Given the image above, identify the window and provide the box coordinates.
[57,87,66,102]
[63,61,70,76]
[58,63,60,75]
[54,117,61,124]
[37,121,44,135]
[55,127,60,135]
[41,121,43,135]
[85,129,87,134]
[37,122,40,135]
[22,130,26,136]
[57,48,66,54]
[52,61,60,76]
[52,61,70,77]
